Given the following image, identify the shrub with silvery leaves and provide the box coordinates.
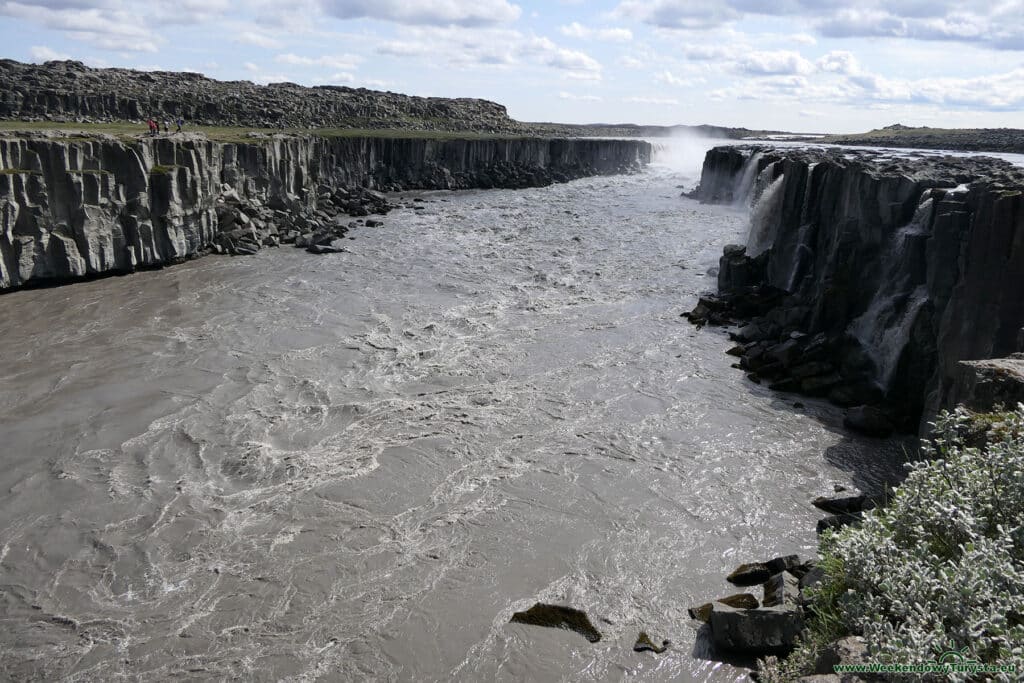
[761,406,1024,682]
[825,406,1024,681]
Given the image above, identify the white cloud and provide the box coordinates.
[28,45,72,61]
[1,1,159,52]
[613,0,1024,50]
[616,0,738,29]
[318,0,521,27]
[559,91,603,101]
[738,50,814,76]
[655,69,703,87]
[816,50,860,75]
[559,22,633,42]
[624,96,680,105]
[234,31,283,49]
[275,52,363,71]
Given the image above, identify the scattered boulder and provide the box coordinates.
[509,603,602,643]
[762,572,800,608]
[727,555,800,587]
[717,593,759,609]
[633,632,670,654]
[726,563,773,587]
[709,603,804,656]
[688,603,714,623]
[812,495,872,516]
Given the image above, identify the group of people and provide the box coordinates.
[146,117,185,137]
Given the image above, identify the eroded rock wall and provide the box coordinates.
[691,145,1024,429]
[0,133,650,291]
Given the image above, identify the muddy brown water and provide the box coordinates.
[0,151,906,681]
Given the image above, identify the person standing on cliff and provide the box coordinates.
[147,118,157,137]
[163,120,170,134]
[176,117,184,133]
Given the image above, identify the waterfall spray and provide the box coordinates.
[850,195,936,389]
[746,172,786,257]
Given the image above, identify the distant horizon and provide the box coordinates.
[1,0,1021,134]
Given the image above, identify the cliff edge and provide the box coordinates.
[0,131,651,292]
[687,145,1024,432]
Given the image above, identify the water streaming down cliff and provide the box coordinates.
[0,145,909,681]
[745,172,785,258]
[731,151,764,208]
[692,144,1024,428]
[850,195,936,388]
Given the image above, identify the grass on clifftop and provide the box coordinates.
[0,120,526,143]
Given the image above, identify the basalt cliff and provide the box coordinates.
[0,132,650,291]
[687,145,1024,432]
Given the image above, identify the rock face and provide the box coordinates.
[0,59,518,132]
[689,145,1024,431]
[0,132,650,291]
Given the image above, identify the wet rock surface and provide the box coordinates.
[633,632,670,653]
[509,603,602,643]
[686,145,1024,435]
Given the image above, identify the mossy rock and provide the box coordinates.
[509,603,602,643]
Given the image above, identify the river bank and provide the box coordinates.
[0,131,650,291]
[683,144,1024,678]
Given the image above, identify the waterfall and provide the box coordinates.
[745,172,785,257]
[850,196,935,389]
[731,151,763,207]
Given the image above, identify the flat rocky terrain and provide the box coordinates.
[823,123,1024,154]
[1,59,785,140]
[0,59,519,133]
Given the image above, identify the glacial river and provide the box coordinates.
[0,142,905,681]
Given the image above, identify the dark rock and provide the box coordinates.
[812,636,870,676]
[633,632,670,654]
[688,603,714,623]
[799,566,826,592]
[709,603,804,656]
[762,572,800,608]
[817,513,862,534]
[949,357,1024,413]
[726,563,773,587]
[764,555,802,574]
[306,242,348,255]
[812,495,871,516]
[843,406,895,437]
[717,593,759,609]
[509,603,602,643]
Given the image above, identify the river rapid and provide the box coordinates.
[0,140,904,681]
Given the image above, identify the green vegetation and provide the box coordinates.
[761,406,1024,683]
[148,164,177,175]
[0,120,526,143]
[0,168,40,175]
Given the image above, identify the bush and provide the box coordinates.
[761,406,1024,683]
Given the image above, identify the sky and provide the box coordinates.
[1,0,1023,133]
